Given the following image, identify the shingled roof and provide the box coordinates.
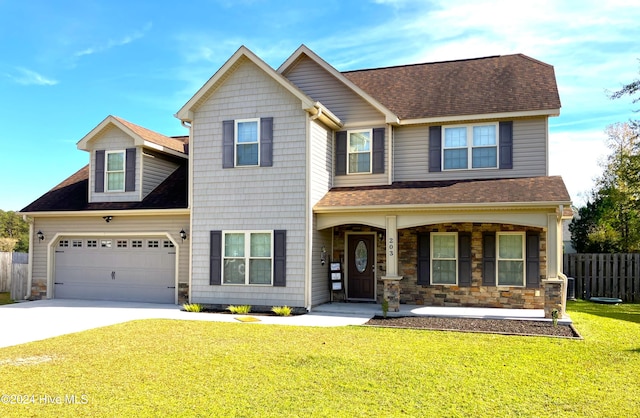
[21,163,188,213]
[342,54,561,120]
[314,176,571,211]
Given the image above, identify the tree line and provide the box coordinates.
[0,210,29,252]
[570,60,640,253]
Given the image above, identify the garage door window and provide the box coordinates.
[87,240,97,248]
[72,240,83,247]
[132,240,143,248]
[59,240,69,247]
[116,240,128,248]
[148,240,159,248]
[163,240,175,248]
[101,240,112,248]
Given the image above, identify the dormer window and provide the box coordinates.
[106,150,126,191]
[348,129,372,174]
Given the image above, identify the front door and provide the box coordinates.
[347,234,375,300]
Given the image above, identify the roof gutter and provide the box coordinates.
[313,200,573,214]
[18,208,191,218]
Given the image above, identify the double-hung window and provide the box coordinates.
[235,119,259,166]
[443,124,497,170]
[223,231,272,285]
[431,233,457,285]
[106,150,125,191]
[348,129,372,174]
[497,232,525,286]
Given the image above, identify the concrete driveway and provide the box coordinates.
[0,299,374,349]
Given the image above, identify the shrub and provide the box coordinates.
[227,305,251,314]
[183,303,203,312]
[271,306,292,316]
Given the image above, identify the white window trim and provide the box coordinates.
[430,232,458,285]
[496,232,526,287]
[222,230,274,286]
[347,128,373,175]
[105,150,126,192]
[442,123,499,171]
[234,118,260,167]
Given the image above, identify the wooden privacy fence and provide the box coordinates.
[0,252,28,301]
[563,253,640,302]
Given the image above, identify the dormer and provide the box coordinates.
[76,115,188,203]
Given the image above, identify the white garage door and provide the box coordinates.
[54,237,176,303]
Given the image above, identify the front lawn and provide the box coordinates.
[0,301,639,417]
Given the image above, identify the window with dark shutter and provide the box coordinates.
[482,233,496,286]
[125,148,136,192]
[428,126,442,172]
[526,232,540,288]
[417,233,430,285]
[372,127,385,174]
[273,230,286,287]
[458,232,472,286]
[95,150,105,193]
[499,121,513,169]
[335,131,347,176]
[260,117,273,167]
[222,120,234,168]
[210,231,222,285]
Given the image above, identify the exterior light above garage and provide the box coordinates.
[37,230,44,242]
[180,229,187,241]
[103,216,113,223]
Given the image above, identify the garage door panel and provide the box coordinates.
[54,237,176,304]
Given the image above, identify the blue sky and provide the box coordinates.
[1,0,639,211]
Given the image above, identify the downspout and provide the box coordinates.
[23,215,33,300]
[182,118,193,303]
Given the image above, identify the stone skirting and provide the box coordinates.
[382,276,402,312]
[542,279,565,318]
[30,279,47,300]
[178,282,189,305]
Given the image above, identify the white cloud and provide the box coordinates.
[74,22,152,58]
[5,68,58,86]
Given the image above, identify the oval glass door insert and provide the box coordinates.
[354,240,368,273]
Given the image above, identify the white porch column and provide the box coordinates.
[382,215,403,311]
[546,212,561,280]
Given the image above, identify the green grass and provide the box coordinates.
[0,292,14,305]
[0,301,639,417]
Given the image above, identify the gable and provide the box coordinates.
[283,54,385,125]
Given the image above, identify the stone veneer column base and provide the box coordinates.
[542,279,565,319]
[382,276,403,312]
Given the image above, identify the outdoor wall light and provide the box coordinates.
[180,229,188,241]
[320,245,327,265]
[103,216,113,223]
[37,230,44,242]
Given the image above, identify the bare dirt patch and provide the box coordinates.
[365,316,581,339]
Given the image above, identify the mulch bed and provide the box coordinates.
[365,316,582,339]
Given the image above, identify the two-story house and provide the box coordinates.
[21,45,572,317]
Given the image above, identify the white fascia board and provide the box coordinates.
[176,46,315,122]
[313,201,572,214]
[398,109,561,126]
[19,209,191,217]
[142,141,188,159]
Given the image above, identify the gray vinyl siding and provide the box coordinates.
[309,120,333,306]
[88,126,141,203]
[190,57,307,307]
[142,152,180,198]
[283,55,385,125]
[30,214,190,298]
[333,126,390,187]
[394,118,548,181]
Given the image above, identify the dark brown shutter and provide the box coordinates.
[260,117,273,167]
[458,232,472,286]
[482,233,496,286]
[210,231,222,285]
[125,148,136,192]
[273,230,286,287]
[222,120,234,168]
[499,121,513,169]
[335,131,347,176]
[526,232,541,288]
[95,150,105,193]
[429,126,442,172]
[417,233,430,285]
[372,127,385,174]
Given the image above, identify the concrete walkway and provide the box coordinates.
[0,299,569,349]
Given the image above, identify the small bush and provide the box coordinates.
[227,305,252,314]
[183,303,203,312]
[271,306,292,316]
